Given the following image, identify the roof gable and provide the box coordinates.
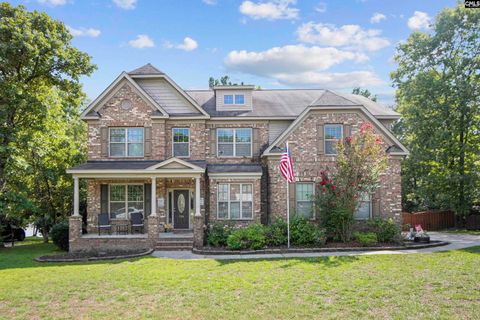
[128,63,165,75]
[146,158,204,172]
[80,72,169,119]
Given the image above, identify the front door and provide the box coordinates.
[173,190,189,229]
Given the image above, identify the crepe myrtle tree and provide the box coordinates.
[316,123,388,242]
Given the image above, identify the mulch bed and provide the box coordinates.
[192,240,449,255]
[35,249,153,262]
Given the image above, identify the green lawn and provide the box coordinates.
[1,239,479,319]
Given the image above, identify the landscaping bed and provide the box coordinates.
[194,240,449,255]
[35,248,153,262]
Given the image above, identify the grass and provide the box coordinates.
[1,239,480,319]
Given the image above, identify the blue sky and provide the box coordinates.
[12,0,456,105]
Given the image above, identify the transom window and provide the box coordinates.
[354,193,372,220]
[217,128,252,157]
[296,183,315,219]
[109,128,144,157]
[324,124,343,155]
[172,128,190,157]
[217,183,253,220]
[109,184,144,219]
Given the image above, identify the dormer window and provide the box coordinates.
[224,95,234,105]
[235,94,245,105]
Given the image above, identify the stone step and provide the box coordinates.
[154,246,193,251]
[156,240,193,247]
[157,237,193,242]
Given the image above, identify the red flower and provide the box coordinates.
[345,136,352,144]
[331,185,337,190]
[360,122,373,133]
[354,194,358,199]
[320,180,327,185]
[375,136,382,145]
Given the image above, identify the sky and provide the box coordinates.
[11,0,457,105]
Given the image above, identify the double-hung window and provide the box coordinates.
[217,128,252,157]
[109,184,144,219]
[172,128,190,157]
[296,183,315,219]
[324,124,343,155]
[109,128,144,157]
[217,183,253,219]
[354,193,372,220]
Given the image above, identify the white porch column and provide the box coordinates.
[195,176,201,217]
[73,176,80,216]
[151,177,157,216]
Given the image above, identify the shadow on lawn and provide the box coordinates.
[214,255,360,268]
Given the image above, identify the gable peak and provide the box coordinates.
[128,63,165,75]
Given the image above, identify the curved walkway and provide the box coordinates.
[151,232,480,260]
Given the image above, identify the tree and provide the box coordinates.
[352,87,377,102]
[208,75,244,88]
[316,123,387,242]
[0,3,95,239]
[391,4,480,218]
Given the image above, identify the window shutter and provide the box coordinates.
[144,127,152,157]
[210,128,216,157]
[289,183,296,215]
[100,184,108,214]
[100,127,108,157]
[343,124,351,139]
[252,128,260,157]
[317,124,324,155]
[371,189,381,218]
[144,184,151,217]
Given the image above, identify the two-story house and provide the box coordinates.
[67,64,408,253]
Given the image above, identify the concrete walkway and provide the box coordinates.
[151,232,480,260]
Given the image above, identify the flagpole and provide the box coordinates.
[286,142,290,249]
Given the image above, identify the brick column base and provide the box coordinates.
[147,215,160,248]
[68,216,82,252]
[193,215,205,249]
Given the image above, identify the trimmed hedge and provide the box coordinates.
[227,224,266,250]
[354,232,378,247]
[51,221,69,251]
[290,216,326,246]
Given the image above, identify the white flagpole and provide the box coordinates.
[286,142,290,249]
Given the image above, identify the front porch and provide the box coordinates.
[67,158,207,253]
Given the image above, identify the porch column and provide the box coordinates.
[151,176,157,216]
[73,176,80,217]
[195,177,201,217]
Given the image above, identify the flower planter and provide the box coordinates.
[414,236,430,243]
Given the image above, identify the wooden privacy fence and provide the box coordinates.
[401,210,455,231]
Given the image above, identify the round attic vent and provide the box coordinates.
[121,99,132,110]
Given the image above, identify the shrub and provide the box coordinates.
[227,224,266,250]
[290,216,326,246]
[265,218,288,246]
[51,221,69,251]
[368,218,400,243]
[207,223,232,247]
[354,232,378,247]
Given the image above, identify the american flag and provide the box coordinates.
[279,142,295,183]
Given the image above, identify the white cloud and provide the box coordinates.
[37,0,67,6]
[113,0,137,10]
[128,34,155,49]
[67,26,101,38]
[315,2,327,13]
[274,71,383,88]
[296,22,390,51]
[407,11,431,30]
[239,0,299,20]
[164,37,199,51]
[225,44,367,75]
[370,12,386,23]
[203,0,217,4]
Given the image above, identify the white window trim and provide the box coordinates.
[295,182,316,220]
[109,127,145,158]
[216,128,253,158]
[108,183,144,220]
[234,94,245,105]
[217,183,254,220]
[354,193,372,220]
[324,124,343,156]
[172,128,190,158]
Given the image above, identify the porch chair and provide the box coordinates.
[97,212,112,235]
[130,212,144,234]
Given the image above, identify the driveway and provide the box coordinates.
[151,232,480,260]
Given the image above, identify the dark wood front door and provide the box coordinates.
[173,190,189,229]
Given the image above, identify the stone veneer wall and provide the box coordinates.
[207,177,262,226]
[266,111,402,223]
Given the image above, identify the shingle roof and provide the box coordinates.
[185,89,399,118]
[128,63,165,75]
[69,160,206,170]
[207,164,262,173]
